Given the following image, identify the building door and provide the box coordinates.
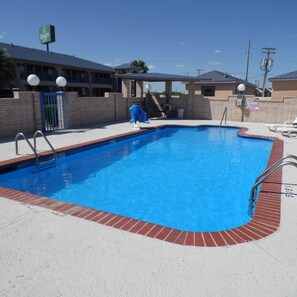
[40,92,67,131]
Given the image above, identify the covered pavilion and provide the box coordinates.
[114,72,199,98]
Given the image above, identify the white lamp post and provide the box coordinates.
[145,84,152,92]
[27,74,40,91]
[145,84,152,117]
[237,84,246,122]
[56,76,67,91]
[55,76,67,129]
[237,83,246,94]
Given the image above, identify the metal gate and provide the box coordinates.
[40,92,67,131]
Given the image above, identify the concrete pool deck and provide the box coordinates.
[0,119,297,297]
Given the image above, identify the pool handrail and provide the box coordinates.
[15,131,56,171]
[15,132,38,159]
[33,130,56,158]
[219,107,227,129]
[249,158,297,216]
[255,155,297,183]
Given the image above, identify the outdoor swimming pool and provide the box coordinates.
[0,126,273,232]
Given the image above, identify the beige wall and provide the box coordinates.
[0,92,141,138]
[0,92,42,138]
[271,80,297,100]
[1,91,296,139]
[166,94,297,123]
[186,83,255,100]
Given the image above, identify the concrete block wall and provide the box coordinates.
[1,91,296,139]
[66,93,143,129]
[0,92,42,138]
[166,94,297,123]
[65,93,115,128]
[242,97,297,123]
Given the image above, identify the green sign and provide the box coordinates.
[39,25,55,44]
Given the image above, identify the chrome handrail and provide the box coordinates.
[15,132,38,158]
[219,107,227,129]
[249,159,297,216]
[256,155,297,183]
[15,131,56,171]
[33,130,56,159]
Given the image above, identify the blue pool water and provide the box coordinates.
[0,126,273,232]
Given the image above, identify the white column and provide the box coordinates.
[136,81,143,98]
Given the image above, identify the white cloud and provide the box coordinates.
[208,61,220,65]
[178,42,185,46]
[103,58,124,67]
[148,65,156,70]
[174,64,184,68]
[214,49,221,54]
[0,32,7,39]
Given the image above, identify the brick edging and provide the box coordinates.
[0,125,283,247]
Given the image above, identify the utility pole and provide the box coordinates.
[195,69,203,76]
[260,47,276,97]
[245,40,251,81]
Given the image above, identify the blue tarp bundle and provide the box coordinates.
[129,105,148,124]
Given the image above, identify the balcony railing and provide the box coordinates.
[20,71,112,85]
[20,71,56,81]
[63,75,89,83]
[92,77,112,85]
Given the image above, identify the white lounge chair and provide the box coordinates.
[266,117,297,132]
[280,127,297,138]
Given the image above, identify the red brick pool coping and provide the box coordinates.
[0,125,284,247]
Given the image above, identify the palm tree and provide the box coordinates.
[0,48,15,89]
[131,60,149,73]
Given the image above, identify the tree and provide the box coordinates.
[131,60,149,73]
[0,48,15,89]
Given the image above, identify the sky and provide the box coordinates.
[1,0,297,92]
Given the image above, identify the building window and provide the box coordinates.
[201,86,215,97]
[131,80,136,97]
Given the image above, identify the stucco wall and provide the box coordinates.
[186,83,255,99]
[271,80,297,100]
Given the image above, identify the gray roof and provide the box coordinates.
[115,72,199,82]
[114,63,141,70]
[0,42,113,73]
[195,70,256,87]
[269,71,297,81]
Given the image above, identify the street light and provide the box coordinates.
[237,83,246,94]
[237,84,246,122]
[145,84,152,92]
[56,76,67,91]
[27,74,40,91]
[145,84,152,117]
[55,76,67,129]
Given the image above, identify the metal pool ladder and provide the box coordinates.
[248,154,297,217]
[15,130,56,171]
[219,107,227,129]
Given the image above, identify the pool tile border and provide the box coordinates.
[0,125,284,247]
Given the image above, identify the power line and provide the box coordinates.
[260,47,276,97]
